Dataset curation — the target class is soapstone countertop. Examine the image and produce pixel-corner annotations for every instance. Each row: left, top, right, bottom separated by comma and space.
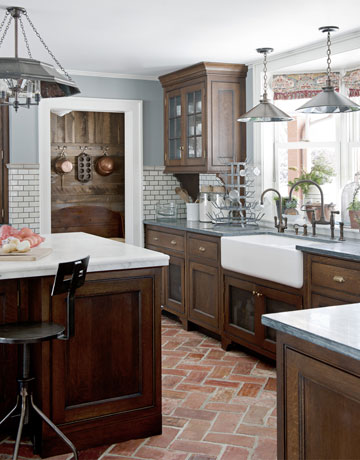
262, 303, 360, 361
143, 219, 264, 237
144, 219, 360, 261
0, 232, 169, 281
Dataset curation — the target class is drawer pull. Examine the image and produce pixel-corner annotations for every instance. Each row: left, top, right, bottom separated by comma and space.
199, 246, 206, 252
333, 275, 345, 283
153, 237, 159, 241
170, 240, 177, 245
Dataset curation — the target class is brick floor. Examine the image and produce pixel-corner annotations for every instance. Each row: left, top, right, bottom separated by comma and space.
0, 315, 277, 459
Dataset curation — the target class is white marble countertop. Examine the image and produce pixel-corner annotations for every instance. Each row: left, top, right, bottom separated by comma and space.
262, 303, 360, 360
0, 233, 169, 280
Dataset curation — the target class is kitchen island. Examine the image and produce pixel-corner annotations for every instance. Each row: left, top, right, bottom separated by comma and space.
262, 304, 360, 460
0, 233, 169, 457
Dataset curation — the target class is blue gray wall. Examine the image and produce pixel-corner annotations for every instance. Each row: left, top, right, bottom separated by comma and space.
10, 75, 164, 165
10, 70, 254, 165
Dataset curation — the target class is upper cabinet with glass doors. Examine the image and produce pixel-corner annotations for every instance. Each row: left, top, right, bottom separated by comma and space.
160, 62, 248, 173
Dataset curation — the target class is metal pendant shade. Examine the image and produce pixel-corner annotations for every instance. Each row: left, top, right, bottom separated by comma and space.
296, 26, 360, 114
238, 48, 293, 123
0, 6, 80, 111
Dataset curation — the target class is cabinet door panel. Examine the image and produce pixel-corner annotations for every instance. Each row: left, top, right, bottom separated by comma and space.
285, 348, 360, 459
259, 286, 302, 353
311, 293, 346, 308
188, 261, 218, 330
224, 276, 259, 345
184, 84, 205, 166
165, 89, 183, 166
51, 277, 156, 423
166, 255, 185, 316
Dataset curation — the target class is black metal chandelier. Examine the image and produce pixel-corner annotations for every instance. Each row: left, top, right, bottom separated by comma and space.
0, 6, 80, 111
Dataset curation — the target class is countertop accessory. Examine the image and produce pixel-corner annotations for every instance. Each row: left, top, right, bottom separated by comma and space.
54, 146, 72, 190
77, 146, 92, 183
0, 7, 80, 112
156, 201, 178, 220
237, 48, 293, 123
0, 247, 52, 261
175, 187, 191, 203
95, 147, 115, 176
186, 203, 199, 221
0, 256, 89, 460
211, 162, 264, 226
296, 27, 360, 114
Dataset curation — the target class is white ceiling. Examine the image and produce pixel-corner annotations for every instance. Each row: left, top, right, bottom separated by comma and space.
0, 0, 360, 78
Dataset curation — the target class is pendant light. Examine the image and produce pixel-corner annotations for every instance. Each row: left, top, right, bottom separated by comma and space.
237, 48, 293, 123
0, 6, 80, 112
296, 26, 360, 114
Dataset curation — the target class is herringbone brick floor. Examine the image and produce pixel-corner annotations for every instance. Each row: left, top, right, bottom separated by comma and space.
0, 315, 277, 460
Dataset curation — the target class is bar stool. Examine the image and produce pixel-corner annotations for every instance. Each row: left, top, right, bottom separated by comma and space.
0, 256, 90, 460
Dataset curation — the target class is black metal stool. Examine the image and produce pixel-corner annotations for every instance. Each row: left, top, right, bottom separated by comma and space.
0, 256, 90, 460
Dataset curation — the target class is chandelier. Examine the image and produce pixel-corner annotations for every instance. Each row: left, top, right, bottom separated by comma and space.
0, 6, 80, 111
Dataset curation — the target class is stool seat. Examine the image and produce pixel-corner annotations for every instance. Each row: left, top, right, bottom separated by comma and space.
0, 322, 65, 344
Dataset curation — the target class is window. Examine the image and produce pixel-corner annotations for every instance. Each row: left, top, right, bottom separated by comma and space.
261, 72, 360, 226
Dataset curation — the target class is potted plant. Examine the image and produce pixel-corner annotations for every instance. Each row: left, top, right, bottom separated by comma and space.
274, 196, 298, 216
288, 153, 336, 221
347, 185, 360, 229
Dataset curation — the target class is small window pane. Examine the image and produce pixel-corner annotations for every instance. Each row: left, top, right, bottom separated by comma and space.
188, 115, 195, 136
195, 90, 202, 113
196, 114, 202, 135
176, 96, 181, 116
169, 119, 175, 138
196, 137, 202, 158
187, 93, 194, 114
176, 139, 182, 159
188, 138, 195, 158
169, 97, 176, 118
176, 117, 181, 138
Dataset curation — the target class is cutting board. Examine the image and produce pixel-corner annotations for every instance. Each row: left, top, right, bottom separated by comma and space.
0, 247, 53, 261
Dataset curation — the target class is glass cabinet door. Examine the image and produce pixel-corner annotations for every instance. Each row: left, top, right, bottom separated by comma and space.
259, 286, 303, 353
224, 276, 260, 345
167, 92, 182, 163
184, 84, 205, 165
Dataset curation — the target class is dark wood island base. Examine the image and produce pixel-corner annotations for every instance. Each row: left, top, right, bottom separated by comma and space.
0, 266, 163, 458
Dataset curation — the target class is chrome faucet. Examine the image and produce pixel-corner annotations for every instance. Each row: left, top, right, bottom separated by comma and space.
260, 188, 287, 233
288, 179, 329, 225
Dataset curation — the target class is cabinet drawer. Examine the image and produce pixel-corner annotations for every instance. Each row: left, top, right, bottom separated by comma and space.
312, 262, 360, 297
188, 237, 218, 261
147, 229, 184, 253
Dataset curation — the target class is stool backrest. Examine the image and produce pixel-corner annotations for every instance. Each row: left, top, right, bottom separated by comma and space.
51, 256, 90, 340
51, 256, 90, 297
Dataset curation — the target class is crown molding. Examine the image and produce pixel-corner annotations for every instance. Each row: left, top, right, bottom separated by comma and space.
247, 28, 360, 71
68, 69, 159, 81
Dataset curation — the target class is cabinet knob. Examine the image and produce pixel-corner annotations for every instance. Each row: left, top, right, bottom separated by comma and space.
199, 246, 206, 252
153, 237, 159, 241
180, 146, 184, 151
170, 240, 177, 245
333, 275, 345, 283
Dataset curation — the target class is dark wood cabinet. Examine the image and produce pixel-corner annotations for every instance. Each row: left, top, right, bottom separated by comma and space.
145, 225, 221, 334
305, 253, 360, 307
223, 270, 303, 359
277, 332, 360, 459
159, 62, 248, 173
0, 268, 163, 458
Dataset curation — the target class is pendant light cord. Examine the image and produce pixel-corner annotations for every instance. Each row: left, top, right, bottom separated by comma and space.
263, 51, 268, 99
326, 30, 332, 86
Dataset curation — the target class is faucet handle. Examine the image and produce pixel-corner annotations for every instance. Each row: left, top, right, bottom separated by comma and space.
283, 217, 288, 229
274, 216, 278, 227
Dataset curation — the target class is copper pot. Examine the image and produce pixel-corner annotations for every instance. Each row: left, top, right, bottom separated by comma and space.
96, 153, 115, 176
54, 156, 73, 174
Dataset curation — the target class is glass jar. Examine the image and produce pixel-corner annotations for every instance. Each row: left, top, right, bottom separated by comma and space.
199, 186, 214, 222
341, 172, 360, 227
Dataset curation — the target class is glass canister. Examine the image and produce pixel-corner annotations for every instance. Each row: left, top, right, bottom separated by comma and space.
212, 186, 229, 219
199, 185, 214, 222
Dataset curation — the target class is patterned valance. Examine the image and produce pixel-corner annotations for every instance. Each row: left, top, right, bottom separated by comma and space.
343, 69, 360, 97
271, 72, 340, 100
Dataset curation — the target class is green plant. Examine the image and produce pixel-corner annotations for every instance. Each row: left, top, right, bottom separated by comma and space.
274, 196, 298, 209
288, 153, 336, 195
347, 185, 360, 211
